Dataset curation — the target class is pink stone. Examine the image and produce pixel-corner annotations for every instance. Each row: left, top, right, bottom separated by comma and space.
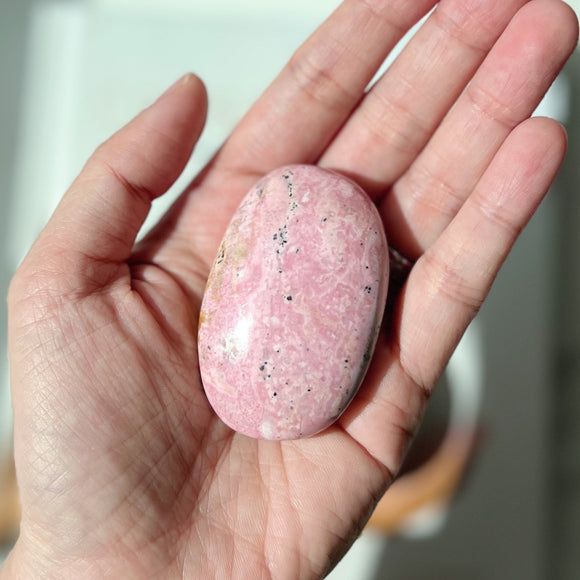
198, 165, 389, 440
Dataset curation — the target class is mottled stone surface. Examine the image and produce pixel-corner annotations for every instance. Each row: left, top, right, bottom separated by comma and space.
198, 165, 388, 440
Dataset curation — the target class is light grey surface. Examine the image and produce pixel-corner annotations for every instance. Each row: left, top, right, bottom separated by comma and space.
0, 2, 33, 565
0, 0, 33, 450
552, 50, 580, 580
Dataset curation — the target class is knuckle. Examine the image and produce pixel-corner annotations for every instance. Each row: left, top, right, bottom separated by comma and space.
422, 249, 484, 314
405, 159, 465, 220
361, 86, 431, 157
90, 151, 155, 207
353, 0, 406, 33
433, 0, 496, 53
466, 81, 519, 129
287, 46, 355, 111
475, 193, 522, 239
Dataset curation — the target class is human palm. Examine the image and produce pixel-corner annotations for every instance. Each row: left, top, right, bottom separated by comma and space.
4, 0, 578, 578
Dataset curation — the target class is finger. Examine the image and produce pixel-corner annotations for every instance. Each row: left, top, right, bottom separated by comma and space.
213, 0, 438, 179
319, 0, 530, 190
341, 117, 567, 469
147, 0, 438, 276
28, 74, 207, 289
381, 0, 579, 258
400, 116, 565, 391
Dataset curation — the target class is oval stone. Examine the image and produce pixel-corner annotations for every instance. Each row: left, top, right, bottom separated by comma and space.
198, 165, 389, 440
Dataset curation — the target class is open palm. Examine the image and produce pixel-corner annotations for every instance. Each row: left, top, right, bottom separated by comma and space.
5, 0, 578, 578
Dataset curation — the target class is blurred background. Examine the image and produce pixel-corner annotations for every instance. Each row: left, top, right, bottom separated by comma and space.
1, 1, 579, 578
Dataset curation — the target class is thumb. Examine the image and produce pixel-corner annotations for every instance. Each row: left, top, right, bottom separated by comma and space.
22, 73, 207, 294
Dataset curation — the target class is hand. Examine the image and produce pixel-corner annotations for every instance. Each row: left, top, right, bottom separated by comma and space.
4, 0, 577, 578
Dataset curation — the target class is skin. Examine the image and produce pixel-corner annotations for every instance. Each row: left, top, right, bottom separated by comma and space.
2, 0, 578, 578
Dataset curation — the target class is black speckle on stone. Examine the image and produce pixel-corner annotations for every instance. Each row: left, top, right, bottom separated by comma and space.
364, 285, 372, 294
285, 295, 293, 301
272, 392, 277, 398
274, 224, 289, 248
282, 171, 294, 197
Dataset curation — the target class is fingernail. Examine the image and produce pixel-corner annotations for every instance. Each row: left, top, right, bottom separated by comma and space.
160, 73, 195, 99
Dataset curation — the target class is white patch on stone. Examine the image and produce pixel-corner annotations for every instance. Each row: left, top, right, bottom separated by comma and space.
260, 421, 274, 439
224, 316, 252, 359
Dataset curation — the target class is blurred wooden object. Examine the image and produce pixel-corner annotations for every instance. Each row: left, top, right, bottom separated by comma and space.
0, 451, 20, 546
367, 425, 477, 534
365, 357, 481, 537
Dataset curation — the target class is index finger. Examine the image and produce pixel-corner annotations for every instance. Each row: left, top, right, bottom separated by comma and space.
214, 0, 438, 180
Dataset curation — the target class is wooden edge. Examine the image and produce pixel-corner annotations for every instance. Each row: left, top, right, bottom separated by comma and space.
0, 452, 20, 545
366, 426, 477, 534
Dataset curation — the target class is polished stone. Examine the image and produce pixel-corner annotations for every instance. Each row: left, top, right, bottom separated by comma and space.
198, 165, 388, 439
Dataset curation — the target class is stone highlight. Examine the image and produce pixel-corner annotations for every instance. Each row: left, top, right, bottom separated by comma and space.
198, 165, 389, 439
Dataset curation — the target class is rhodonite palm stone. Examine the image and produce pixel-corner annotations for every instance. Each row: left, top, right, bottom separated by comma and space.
198, 165, 388, 440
